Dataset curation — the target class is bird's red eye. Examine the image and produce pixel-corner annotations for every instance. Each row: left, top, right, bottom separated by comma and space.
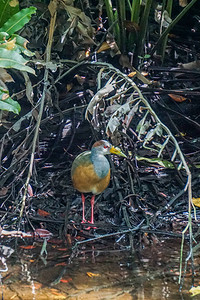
104, 145, 109, 149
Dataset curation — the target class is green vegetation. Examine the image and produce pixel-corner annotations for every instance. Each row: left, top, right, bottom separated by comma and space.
0, 6, 36, 114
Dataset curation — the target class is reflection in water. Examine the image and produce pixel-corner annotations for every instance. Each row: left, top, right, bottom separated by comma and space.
0, 238, 194, 299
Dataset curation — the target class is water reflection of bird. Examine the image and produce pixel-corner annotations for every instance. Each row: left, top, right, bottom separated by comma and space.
71, 140, 127, 224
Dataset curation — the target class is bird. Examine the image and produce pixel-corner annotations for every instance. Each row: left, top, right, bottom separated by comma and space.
71, 140, 127, 224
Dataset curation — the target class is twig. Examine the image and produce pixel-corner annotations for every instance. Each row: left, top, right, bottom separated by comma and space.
19, 0, 58, 218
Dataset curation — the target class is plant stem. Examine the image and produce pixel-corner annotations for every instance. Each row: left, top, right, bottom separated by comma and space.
136, 0, 153, 62
151, 0, 198, 55
116, 0, 126, 53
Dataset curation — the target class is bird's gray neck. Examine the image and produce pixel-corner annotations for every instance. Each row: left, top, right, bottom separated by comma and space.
91, 150, 110, 178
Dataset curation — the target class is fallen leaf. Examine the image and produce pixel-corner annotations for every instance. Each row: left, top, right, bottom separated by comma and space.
128, 71, 136, 78
20, 245, 36, 249
48, 238, 63, 245
86, 272, 100, 278
37, 209, 50, 217
57, 248, 68, 251
34, 228, 53, 238
189, 286, 200, 296
60, 277, 72, 283
0, 68, 14, 83
168, 94, 187, 102
192, 198, 200, 208
97, 41, 110, 53
66, 83, 73, 92
124, 20, 140, 32
179, 0, 187, 7
50, 288, 66, 298
55, 262, 67, 267
33, 282, 42, 289
28, 184, 34, 197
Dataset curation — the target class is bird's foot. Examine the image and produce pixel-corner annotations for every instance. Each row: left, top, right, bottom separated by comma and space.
81, 221, 97, 230
85, 221, 97, 230
81, 219, 87, 224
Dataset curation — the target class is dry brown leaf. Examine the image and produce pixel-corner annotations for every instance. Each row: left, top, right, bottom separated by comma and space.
124, 20, 140, 32
97, 41, 111, 53
0, 68, 14, 83
179, 0, 188, 7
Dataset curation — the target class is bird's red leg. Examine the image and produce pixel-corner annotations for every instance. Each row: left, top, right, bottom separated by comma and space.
81, 193, 87, 223
89, 195, 95, 224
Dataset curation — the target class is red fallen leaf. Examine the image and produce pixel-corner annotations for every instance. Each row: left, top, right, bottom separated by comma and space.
50, 288, 66, 297
168, 94, 187, 102
55, 262, 67, 267
34, 282, 43, 289
34, 228, 53, 238
22, 282, 42, 289
48, 238, 63, 245
20, 245, 36, 249
28, 184, 34, 197
60, 277, 72, 283
158, 192, 167, 198
37, 208, 50, 217
57, 248, 68, 251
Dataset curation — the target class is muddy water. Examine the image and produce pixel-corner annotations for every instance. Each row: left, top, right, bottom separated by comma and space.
0, 237, 195, 299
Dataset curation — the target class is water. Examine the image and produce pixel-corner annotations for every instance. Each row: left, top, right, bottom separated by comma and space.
0, 237, 196, 299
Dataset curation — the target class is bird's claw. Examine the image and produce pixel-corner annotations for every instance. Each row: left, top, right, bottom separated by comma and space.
81, 219, 87, 224
81, 220, 97, 230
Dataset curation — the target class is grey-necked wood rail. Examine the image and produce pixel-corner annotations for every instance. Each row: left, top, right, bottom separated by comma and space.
71, 140, 127, 224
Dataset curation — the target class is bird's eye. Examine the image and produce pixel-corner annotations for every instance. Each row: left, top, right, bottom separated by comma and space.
104, 145, 109, 149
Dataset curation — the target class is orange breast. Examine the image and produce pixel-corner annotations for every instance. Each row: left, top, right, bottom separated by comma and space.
72, 163, 110, 195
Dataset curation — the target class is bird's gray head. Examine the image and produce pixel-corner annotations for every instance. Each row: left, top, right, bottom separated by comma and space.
92, 140, 112, 155
92, 140, 127, 157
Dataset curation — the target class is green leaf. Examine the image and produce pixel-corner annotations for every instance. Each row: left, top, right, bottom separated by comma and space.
155, 123, 163, 136
136, 155, 174, 168
0, 48, 35, 74
12, 34, 34, 56
0, 0, 19, 28
0, 7, 36, 35
0, 90, 21, 114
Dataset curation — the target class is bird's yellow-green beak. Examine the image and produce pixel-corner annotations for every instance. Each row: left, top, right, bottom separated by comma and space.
110, 146, 127, 158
